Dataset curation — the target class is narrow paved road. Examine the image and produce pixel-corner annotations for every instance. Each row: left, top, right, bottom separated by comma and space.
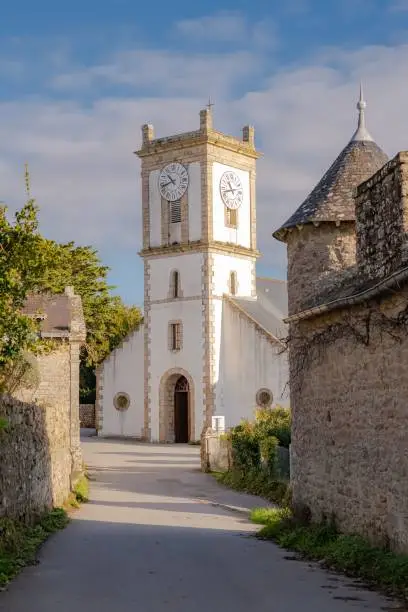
0, 434, 401, 611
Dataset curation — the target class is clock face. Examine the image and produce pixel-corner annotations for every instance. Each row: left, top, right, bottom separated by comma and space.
219, 170, 243, 210
159, 163, 189, 202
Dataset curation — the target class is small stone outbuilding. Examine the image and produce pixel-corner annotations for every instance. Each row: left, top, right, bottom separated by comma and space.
0, 286, 86, 520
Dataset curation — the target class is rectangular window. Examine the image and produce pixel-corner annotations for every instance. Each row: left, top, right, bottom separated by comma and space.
169, 322, 182, 351
170, 200, 181, 224
173, 271, 179, 298
225, 206, 238, 228
230, 271, 237, 296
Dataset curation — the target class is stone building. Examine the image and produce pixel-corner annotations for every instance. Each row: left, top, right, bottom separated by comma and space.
273, 89, 408, 552
26, 290, 84, 469
97, 108, 289, 442
1, 286, 86, 519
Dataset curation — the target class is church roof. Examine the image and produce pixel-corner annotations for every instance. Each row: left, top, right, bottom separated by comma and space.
273, 88, 388, 242
228, 277, 288, 342
256, 277, 288, 317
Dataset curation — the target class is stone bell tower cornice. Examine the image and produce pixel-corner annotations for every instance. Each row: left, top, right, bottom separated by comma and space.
134, 108, 262, 160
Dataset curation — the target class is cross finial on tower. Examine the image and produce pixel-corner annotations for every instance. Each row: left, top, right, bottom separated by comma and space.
351, 82, 373, 142
200, 100, 214, 132
207, 97, 214, 112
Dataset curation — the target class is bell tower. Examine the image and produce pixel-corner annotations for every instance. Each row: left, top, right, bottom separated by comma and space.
135, 107, 261, 442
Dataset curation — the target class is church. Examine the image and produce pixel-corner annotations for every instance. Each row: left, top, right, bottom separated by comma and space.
96, 107, 289, 442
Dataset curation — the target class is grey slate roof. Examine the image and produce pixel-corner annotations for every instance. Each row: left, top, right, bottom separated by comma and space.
228, 277, 288, 341
22, 288, 86, 340
256, 277, 288, 317
22, 294, 71, 335
274, 139, 388, 242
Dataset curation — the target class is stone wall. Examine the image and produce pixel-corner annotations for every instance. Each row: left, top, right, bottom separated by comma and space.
356, 151, 408, 280
201, 430, 232, 472
0, 394, 72, 521
289, 285, 408, 553
2, 340, 84, 521
19, 343, 82, 475
286, 223, 356, 314
201, 429, 291, 480
80, 404, 95, 428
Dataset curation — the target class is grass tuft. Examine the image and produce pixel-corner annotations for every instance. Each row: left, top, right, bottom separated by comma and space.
250, 506, 408, 601
0, 508, 69, 588
0, 471, 91, 588
214, 469, 289, 506
73, 474, 90, 504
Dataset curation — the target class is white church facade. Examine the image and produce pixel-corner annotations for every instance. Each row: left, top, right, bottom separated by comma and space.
96, 108, 289, 442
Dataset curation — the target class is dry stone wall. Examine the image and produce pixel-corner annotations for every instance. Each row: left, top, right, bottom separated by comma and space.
1, 342, 83, 522
0, 394, 71, 522
80, 404, 95, 428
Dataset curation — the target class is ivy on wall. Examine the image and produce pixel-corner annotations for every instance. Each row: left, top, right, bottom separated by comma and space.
287, 294, 408, 393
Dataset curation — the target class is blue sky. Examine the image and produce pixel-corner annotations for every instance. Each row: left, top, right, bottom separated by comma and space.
1, 1, 408, 305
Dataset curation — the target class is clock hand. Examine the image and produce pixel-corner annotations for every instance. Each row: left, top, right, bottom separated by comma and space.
161, 180, 174, 188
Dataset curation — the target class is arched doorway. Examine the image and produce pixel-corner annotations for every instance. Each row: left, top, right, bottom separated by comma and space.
159, 368, 195, 443
174, 375, 189, 443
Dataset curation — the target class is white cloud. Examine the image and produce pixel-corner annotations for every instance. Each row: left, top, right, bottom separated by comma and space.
174, 11, 278, 51
2, 28, 408, 302
282, 0, 310, 14
175, 11, 247, 42
51, 48, 260, 98
389, 0, 408, 11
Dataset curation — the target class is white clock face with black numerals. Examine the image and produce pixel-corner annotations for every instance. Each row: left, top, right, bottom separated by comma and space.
159, 162, 189, 202
219, 170, 243, 210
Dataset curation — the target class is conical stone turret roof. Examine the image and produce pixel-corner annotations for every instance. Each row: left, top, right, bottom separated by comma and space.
274, 87, 388, 242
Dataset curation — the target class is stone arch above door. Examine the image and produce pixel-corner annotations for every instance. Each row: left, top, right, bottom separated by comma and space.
159, 368, 195, 443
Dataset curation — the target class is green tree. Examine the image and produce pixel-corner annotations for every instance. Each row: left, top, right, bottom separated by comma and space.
0, 166, 141, 402
0, 178, 45, 367
37, 240, 142, 401
38, 240, 142, 361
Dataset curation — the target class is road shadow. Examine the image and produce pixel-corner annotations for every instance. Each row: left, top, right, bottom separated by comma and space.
0, 517, 397, 612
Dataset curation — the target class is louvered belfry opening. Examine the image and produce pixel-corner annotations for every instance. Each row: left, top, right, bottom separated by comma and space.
225, 206, 237, 228
170, 200, 181, 223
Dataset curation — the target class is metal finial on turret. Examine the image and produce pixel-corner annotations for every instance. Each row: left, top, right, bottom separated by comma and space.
351, 83, 374, 142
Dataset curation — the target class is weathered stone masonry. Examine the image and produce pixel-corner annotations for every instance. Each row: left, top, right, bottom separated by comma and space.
287, 151, 408, 554
0, 287, 86, 521
356, 151, 408, 279
274, 91, 408, 553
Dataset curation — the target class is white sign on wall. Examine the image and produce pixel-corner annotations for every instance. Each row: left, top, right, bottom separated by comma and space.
212, 415, 225, 433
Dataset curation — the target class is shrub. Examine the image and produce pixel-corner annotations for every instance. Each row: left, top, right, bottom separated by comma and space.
230, 420, 260, 471
259, 435, 279, 477
73, 475, 89, 503
215, 470, 289, 505
227, 406, 291, 477
253, 406, 291, 449
216, 406, 291, 504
